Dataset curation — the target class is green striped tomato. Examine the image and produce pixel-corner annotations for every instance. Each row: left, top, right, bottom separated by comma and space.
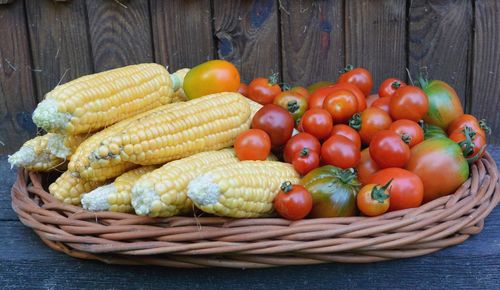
420, 79, 464, 130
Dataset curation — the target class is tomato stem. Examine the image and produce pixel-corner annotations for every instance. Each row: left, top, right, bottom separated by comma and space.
348, 113, 362, 131
340, 64, 354, 74
401, 133, 412, 145
458, 126, 476, 157
281, 83, 291, 91
268, 73, 280, 86
371, 179, 392, 203
479, 119, 491, 135
391, 81, 401, 89
280, 181, 293, 193
416, 73, 429, 89
299, 147, 310, 157
287, 100, 300, 113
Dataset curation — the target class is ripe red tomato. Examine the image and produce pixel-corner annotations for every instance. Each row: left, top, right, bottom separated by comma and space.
390, 86, 429, 122
371, 97, 391, 114
369, 168, 424, 211
378, 78, 406, 98
330, 124, 361, 150
184, 60, 240, 99
447, 114, 489, 139
251, 104, 294, 147
292, 148, 320, 175
237, 83, 248, 97
321, 135, 360, 169
356, 148, 380, 185
273, 91, 308, 121
389, 119, 424, 148
234, 129, 271, 161
349, 107, 392, 145
248, 75, 282, 104
274, 182, 313, 220
291, 86, 309, 98
323, 90, 359, 124
366, 94, 379, 107
308, 84, 366, 112
356, 181, 391, 217
369, 130, 410, 168
283, 132, 321, 163
301, 108, 333, 140
337, 65, 373, 96
449, 126, 487, 163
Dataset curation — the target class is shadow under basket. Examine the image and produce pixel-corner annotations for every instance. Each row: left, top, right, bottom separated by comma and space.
10, 153, 500, 268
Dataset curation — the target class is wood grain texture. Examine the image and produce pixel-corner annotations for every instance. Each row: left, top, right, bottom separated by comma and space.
345, 0, 407, 93
0, 1, 37, 154
151, 0, 214, 70
86, 0, 153, 71
471, 0, 500, 143
25, 0, 93, 101
213, 0, 281, 83
0, 156, 16, 220
408, 0, 472, 105
280, 0, 344, 86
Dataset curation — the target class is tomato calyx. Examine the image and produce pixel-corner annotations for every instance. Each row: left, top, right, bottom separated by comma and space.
336, 168, 358, 185
401, 133, 412, 145
287, 100, 300, 113
268, 73, 280, 86
281, 83, 291, 91
280, 181, 293, 193
348, 113, 362, 131
299, 147, 310, 157
457, 126, 476, 157
340, 64, 354, 74
391, 81, 401, 89
416, 74, 429, 89
371, 179, 392, 203
479, 119, 491, 135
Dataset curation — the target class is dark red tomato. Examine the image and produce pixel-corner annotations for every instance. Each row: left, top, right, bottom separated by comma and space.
337, 65, 373, 96
292, 148, 320, 175
323, 90, 359, 124
274, 182, 313, 220
356, 148, 380, 185
291, 86, 309, 98
356, 181, 391, 217
330, 124, 361, 150
378, 78, 406, 98
371, 97, 391, 114
273, 91, 308, 121
308, 84, 366, 111
449, 126, 487, 163
321, 135, 360, 169
349, 107, 392, 145
369, 168, 424, 211
283, 132, 321, 163
389, 119, 424, 148
447, 114, 489, 139
248, 75, 282, 105
234, 129, 271, 161
251, 104, 294, 147
366, 94, 379, 107
237, 83, 248, 97
390, 86, 429, 122
420, 79, 464, 130
369, 130, 410, 168
301, 108, 333, 140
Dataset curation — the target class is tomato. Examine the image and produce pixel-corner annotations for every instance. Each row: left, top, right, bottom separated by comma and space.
390, 85, 429, 122
251, 104, 294, 147
273, 91, 308, 121
330, 124, 361, 150
420, 79, 464, 130
406, 138, 469, 202
291, 86, 309, 98
371, 97, 390, 114
349, 107, 392, 145
301, 108, 333, 140
283, 132, 321, 163
307, 81, 334, 94
337, 65, 373, 96
292, 148, 320, 175
308, 84, 366, 111
296, 117, 304, 132
389, 119, 424, 148
369, 168, 424, 211
356, 180, 391, 216
422, 122, 447, 140
234, 129, 271, 161
447, 114, 489, 139
237, 83, 248, 97
449, 126, 487, 163
301, 166, 361, 217
183, 60, 240, 99
369, 130, 410, 168
356, 148, 380, 185
274, 182, 313, 220
321, 135, 360, 169
323, 90, 359, 124
378, 78, 406, 98
366, 94, 379, 107
248, 75, 282, 105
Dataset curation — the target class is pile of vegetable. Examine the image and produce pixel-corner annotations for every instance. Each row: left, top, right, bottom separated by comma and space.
9, 60, 490, 221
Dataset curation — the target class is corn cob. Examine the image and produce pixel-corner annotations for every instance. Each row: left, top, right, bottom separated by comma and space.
170, 68, 190, 103
32, 63, 183, 135
91, 92, 251, 166
8, 133, 89, 171
81, 166, 157, 212
49, 171, 106, 205
245, 97, 263, 118
187, 161, 300, 218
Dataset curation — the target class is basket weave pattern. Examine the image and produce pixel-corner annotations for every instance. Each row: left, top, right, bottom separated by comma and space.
11, 153, 499, 268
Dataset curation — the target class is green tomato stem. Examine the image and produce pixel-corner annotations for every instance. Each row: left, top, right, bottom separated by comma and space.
280, 181, 293, 193
349, 113, 362, 131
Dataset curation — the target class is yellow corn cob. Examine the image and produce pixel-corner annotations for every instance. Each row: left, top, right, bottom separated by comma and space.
187, 161, 300, 218
170, 68, 190, 102
49, 171, 106, 205
8, 133, 89, 172
245, 97, 263, 118
91, 92, 251, 166
32, 63, 184, 135
81, 166, 157, 212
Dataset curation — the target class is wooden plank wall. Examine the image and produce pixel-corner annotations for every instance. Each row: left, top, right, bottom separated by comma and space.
1, 0, 499, 154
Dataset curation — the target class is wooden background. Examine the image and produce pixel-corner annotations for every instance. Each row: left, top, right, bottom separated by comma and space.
1, 0, 499, 154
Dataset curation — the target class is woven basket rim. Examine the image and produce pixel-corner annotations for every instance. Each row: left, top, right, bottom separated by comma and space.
10, 152, 500, 268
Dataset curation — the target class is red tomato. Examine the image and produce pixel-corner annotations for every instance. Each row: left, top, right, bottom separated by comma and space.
337, 65, 373, 96
301, 109, 333, 140
296, 117, 304, 132
291, 86, 309, 98
321, 135, 360, 169
357, 148, 380, 185
330, 124, 361, 150
349, 107, 392, 145
369, 130, 410, 168
449, 126, 487, 163
283, 132, 321, 163
237, 83, 248, 97
447, 114, 489, 139
378, 78, 406, 98
248, 75, 282, 105
366, 94, 379, 107
390, 86, 429, 122
389, 119, 424, 148
371, 97, 391, 114
252, 104, 294, 147
369, 168, 424, 211
356, 181, 391, 217
323, 90, 359, 124
274, 182, 313, 220
309, 84, 366, 111
292, 148, 320, 175
234, 129, 271, 161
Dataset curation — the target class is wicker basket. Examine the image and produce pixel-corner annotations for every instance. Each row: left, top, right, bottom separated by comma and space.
10, 153, 499, 268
